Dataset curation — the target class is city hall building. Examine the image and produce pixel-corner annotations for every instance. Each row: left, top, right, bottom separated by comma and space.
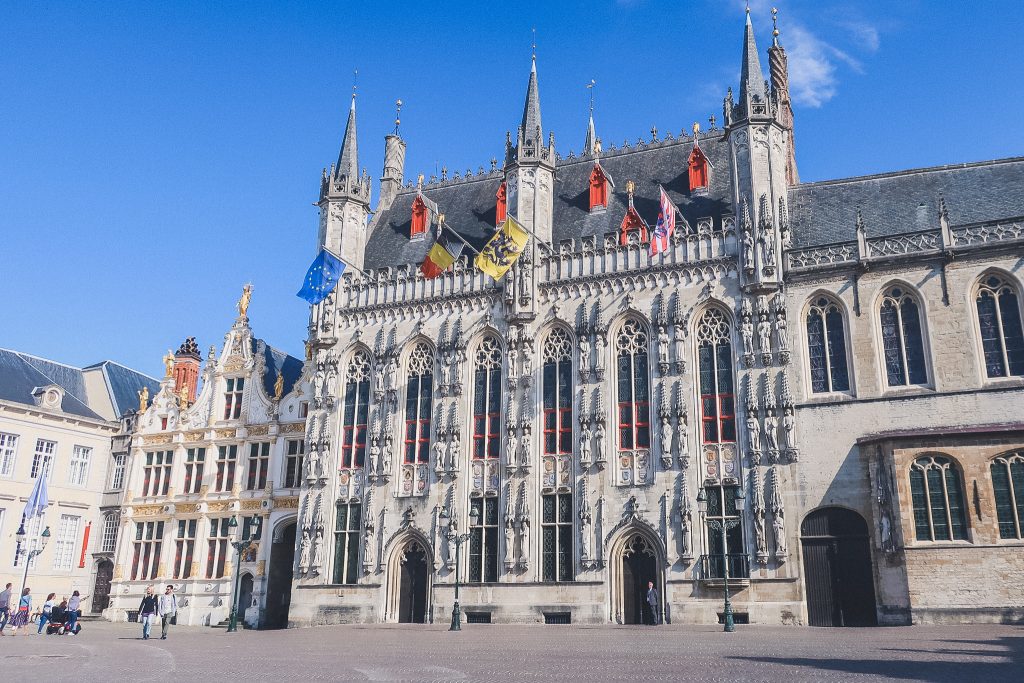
108, 11, 1024, 627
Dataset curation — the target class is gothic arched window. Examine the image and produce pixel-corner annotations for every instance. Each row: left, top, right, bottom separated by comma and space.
879, 286, 928, 387
806, 296, 851, 393
340, 351, 370, 469
542, 329, 573, 457
404, 343, 433, 465
696, 308, 736, 444
472, 336, 503, 461
976, 275, 1024, 379
991, 452, 1024, 539
909, 455, 967, 542
615, 318, 650, 451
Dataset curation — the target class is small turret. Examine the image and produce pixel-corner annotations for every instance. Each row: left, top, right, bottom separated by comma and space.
768, 8, 799, 184
378, 99, 407, 210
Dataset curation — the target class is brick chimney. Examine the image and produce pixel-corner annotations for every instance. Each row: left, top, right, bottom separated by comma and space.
173, 337, 202, 404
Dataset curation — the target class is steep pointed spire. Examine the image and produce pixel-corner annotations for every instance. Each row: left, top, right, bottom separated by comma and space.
584, 79, 598, 155
738, 8, 768, 118
336, 93, 359, 180
521, 56, 543, 144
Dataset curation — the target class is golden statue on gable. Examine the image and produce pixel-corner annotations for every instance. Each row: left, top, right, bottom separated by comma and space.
163, 350, 174, 378
237, 284, 253, 318
138, 386, 149, 413
274, 373, 284, 400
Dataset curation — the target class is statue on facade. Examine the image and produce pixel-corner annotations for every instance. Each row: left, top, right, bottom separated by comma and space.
660, 414, 673, 464
517, 502, 531, 569
519, 422, 532, 469
434, 436, 447, 474
657, 325, 670, 369
757, 311, 772, 354
781, 405, 796, 451
745, 408, 761, 455
504, 499, 516, 571
368, 436, 380, 479
311, 528, 324, 573
672, 324, 685, 373
138, 386, 149, 413
298, 528, 311, 573
305, 445, 320, 479
594, 335, 607, 378
759, 228, 776, 269
594, 420, 607, 467
742, 228, 755, 271
763, 406, 780, 453
274, 373, 284, 400
163, 350, 174, 378
579, 336, 591, 379
579, 423, 592, 467
579, 495, 592, 562
741, 315, 755, 355
774, 309, 789, 353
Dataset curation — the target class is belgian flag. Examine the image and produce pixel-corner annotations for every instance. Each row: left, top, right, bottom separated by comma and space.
420, 226, 465, 278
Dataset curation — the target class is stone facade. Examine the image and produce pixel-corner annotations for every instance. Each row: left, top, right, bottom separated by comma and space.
285, 12, 1024, 627
105, 302, 306, 628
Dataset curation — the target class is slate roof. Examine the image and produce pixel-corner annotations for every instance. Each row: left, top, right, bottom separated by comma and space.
0, 349, 158, 421
787, 157, 1024, 248
251, 339, 303, 399
364, 134, 735, 271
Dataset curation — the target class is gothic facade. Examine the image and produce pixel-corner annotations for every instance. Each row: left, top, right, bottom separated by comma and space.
286, 10, 1024, 627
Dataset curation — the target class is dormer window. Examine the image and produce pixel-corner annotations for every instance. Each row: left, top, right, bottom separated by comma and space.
619, 181, 649, 245
495, 181, 507, 225
411, 195, 430, 238
688, 146, 709, 192
589, 163, 610, 212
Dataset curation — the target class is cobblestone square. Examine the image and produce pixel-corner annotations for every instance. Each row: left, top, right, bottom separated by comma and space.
1, 622, 1022, 682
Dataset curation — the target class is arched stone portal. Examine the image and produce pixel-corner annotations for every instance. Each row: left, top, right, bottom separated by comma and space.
801, 507, 877, 627
384, 534, 433, 623
609, 528, 665, 625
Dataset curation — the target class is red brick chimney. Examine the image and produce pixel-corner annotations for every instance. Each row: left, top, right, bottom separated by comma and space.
173, 337, 202, 404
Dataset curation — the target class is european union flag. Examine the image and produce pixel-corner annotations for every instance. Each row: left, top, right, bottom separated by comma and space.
297, 249, 346, 305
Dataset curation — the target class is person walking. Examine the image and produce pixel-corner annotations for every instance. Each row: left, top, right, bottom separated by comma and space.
0, 583, 12, 635
8, 588, 31, 636
36, 593, 56, 634
66, 590, 86, 635
138, 587, 159, 640
645, 580, 661, 626
157, 585, 177, 640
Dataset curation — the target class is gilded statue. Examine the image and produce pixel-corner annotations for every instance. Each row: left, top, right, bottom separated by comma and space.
138, 386, 149, 413
274, 373, 284, 400
237, 283, 253, 318
163, 350, 174, 378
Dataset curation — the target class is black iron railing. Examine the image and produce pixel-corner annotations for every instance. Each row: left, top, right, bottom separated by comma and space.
699, 553, 750, 580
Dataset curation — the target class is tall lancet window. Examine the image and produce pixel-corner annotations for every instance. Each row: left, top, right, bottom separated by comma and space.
976, 275, 1024, 378
542, 328, 573, 491
616, 318, 650, 486
340, 350, 371, 469
880, 286, 928, 387
400, 343, 433, 497
697, 308, 736, 444
472, 336, 503, 462
910, 455, 967, 542
806, 296, 851, 393
991, 451, 1024, 539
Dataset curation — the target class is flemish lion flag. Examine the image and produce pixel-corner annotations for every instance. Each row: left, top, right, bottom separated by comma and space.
420, 226, 465, 278
475, 216, 529, 280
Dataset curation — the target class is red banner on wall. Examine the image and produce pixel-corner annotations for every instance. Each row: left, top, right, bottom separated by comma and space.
79, 521, 91, 568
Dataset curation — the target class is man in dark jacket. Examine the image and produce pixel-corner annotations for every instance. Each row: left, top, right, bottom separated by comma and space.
646, 581, 661, 625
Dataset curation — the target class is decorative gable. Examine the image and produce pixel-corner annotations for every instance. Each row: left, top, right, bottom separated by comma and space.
411, 195, 430, 238
619, 180, 649, 245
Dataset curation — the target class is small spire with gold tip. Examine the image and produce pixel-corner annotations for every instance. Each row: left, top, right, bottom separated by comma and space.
394, 99, 403, 136
772, 7, 780, 46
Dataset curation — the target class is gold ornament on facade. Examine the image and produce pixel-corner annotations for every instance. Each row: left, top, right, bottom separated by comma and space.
215, 428, 237, 439
134, 504, 162, 517
207, 501, 232, 512
178, 384, 189, 408
241, 499, 263, 511
237, 283, 253, 318
275, 496, 299, 509
183, 430, 204, 442
163, 350, 174, 378
274, 373, 284, 400
281, 422, 304, 434
138, 386, 149, 413
176, 503, 198, 514
142, 434, 173, 446
256, 560, 266, 577
248, 424, 270, 437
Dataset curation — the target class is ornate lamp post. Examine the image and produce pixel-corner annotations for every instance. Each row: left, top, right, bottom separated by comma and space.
438, 504, 479, 632
14, 518, 51, 602
226, 514, 261, 633
697, 484, 746, 633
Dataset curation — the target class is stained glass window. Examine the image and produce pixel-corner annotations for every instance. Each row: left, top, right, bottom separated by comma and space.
806, 297, 850, 393
880, 287, 928, 386
976, 275, 1024, 379
909, 455, 967, 542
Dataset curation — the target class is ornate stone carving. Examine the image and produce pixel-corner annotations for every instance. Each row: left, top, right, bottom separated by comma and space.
516, 481, 530, 570
503, 482, 516, 571
579, 478, 595, 569
674, 383, 689, 470
751, 467, 768, 565
677, 472, 693, 562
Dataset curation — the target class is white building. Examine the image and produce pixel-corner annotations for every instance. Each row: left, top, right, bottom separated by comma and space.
0, 348, 157, 613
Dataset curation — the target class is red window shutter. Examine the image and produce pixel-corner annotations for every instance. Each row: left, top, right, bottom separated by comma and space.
688, 147, 709, 190
495, 182, 507, 225
589, 165, 608, 210
411, 195, 429, 237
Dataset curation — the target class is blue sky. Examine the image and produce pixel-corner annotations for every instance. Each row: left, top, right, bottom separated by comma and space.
2, 1, 1022, 378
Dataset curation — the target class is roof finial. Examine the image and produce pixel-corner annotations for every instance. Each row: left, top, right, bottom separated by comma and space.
771, 7, 780, 46
352, 69, 358, 102
626, 180, 636, 206
531, 27, 537, 60
393, 99, 403, 136
587, 79, 596, 115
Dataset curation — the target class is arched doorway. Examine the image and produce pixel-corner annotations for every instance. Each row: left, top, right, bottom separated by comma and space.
398, 541, 429, 623
801, 507, 877, 627
618, 533, 661, 625
238, 573, 254, 626
264, 521, 296, 629
91, 560, 113, 613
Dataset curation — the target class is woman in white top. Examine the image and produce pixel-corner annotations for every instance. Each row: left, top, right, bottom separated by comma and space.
36, 593, 56, 634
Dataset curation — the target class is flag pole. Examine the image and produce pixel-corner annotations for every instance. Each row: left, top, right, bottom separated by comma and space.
506, 215, 556, 254
322, 246, 369, 278
439, 218, 482, 255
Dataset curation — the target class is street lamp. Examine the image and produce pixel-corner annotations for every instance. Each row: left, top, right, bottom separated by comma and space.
438, 503, 479, 632
226, 514, 262, 633
14, 518, 51, 608
697, 484, 746, 633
